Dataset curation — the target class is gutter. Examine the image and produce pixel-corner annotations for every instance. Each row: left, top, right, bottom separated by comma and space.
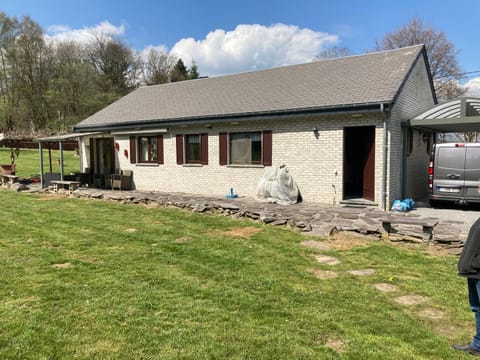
73, 102, 391, 133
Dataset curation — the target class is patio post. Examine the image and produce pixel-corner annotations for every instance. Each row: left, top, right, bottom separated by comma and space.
39, 142, 44, 188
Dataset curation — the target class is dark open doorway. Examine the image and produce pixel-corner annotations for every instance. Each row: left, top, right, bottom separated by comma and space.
343, 126, 375, 201
89, 137, 115, 187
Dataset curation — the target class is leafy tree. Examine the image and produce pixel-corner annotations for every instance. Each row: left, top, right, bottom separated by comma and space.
188, 61, 199, 80
170, 58, 189, 82
376, 17, 464, 100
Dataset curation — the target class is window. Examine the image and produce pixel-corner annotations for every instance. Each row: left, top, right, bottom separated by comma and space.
185, 134, 201, 163
219, 130, 272, 166
129, 135, 163, 164
229, 132, 262, 164
138, 136, 158, 162
176, 133, 208, 165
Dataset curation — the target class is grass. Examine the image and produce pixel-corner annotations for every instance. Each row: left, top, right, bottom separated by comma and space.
0, 190, 474, 359
0, 148, 79, 178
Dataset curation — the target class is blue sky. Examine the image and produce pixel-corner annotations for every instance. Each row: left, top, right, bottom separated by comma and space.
2, 0, 479, 90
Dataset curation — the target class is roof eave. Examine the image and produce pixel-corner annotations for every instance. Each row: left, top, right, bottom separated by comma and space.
73, 101, 392, 133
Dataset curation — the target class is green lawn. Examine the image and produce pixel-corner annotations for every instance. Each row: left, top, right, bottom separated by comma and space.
0, 148, 79, 178
0, 190, 473, 359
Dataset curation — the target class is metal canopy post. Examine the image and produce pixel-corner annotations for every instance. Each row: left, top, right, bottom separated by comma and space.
39, 142, 44, 188
59, 141, 64, 181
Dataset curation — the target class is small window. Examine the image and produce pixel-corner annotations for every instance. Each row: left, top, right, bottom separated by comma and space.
138, 136, 158, 162
130, 135, 163, 164
185, 134, 201, 163
229, 132, 262, 165
177, 133, 208, 165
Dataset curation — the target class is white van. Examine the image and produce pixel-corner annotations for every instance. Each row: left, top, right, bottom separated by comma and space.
429, 143, 480, 206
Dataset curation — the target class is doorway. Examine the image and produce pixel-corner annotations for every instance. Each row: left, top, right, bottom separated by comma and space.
343, 126, 375, 201
89, 137, 115, 187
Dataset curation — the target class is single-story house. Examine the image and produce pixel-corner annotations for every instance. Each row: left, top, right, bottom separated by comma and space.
72, 44, 437, 209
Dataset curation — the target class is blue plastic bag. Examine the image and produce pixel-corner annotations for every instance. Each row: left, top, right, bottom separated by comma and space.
391, 198, 414, 212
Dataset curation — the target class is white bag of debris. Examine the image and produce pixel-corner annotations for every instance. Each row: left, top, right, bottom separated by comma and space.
256, 165, 299, 205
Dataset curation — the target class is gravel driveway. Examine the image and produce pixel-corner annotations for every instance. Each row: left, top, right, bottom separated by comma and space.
412, 198, 480, 236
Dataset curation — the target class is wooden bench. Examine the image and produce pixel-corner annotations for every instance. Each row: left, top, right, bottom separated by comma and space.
1, 174, 18, 186
380, 216, 438, 240
51, 180, 80, 193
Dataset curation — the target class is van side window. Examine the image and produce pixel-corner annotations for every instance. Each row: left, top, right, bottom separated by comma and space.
466, 148, 480, 170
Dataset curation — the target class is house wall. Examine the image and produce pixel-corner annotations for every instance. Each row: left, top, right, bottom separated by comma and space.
80, 113, 384, 204
389, 54, 436, 204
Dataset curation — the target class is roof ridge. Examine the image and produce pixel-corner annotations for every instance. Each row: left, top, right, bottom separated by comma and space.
139, 44, 425, 89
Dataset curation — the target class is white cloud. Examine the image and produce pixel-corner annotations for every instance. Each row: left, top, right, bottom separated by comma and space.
45, 20, 125, 44
170, 23, 339, 76
137, 44, 169, 61
465, 77, 480, 97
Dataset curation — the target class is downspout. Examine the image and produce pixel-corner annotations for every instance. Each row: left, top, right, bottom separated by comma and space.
381, 103, 388, 211
401, 122, 409, 199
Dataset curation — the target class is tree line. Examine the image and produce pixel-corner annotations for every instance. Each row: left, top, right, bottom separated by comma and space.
0, 12, 199, 135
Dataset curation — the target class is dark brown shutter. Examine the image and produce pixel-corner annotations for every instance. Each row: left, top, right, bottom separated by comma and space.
156, 135, 164, 164
262, 130, 272, 166
176, 134, 184, 164
129, 136, 136, 164
200, 133, 208, 165
219, 132, 228, 165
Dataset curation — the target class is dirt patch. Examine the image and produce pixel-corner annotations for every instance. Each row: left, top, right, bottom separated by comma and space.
213, 226, 261, 239
417, 307, 445, 320
324, 337, 346, 353
323, 231, 374, 250
373, 283, 399, 293
51, 262, 72, 269
393, 294, 429, 306
309, 269, 339, 279
175, 236, 192, 244
125, 228, 137, 233
301, 240, 331, 251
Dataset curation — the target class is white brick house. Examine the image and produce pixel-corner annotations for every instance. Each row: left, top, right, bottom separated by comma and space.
73, 45, 437, 209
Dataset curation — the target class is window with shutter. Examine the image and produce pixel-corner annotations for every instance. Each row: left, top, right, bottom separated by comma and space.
225, 130, 271, 166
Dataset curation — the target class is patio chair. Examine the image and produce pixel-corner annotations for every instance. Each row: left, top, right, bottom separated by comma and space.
111, 170, 132, 190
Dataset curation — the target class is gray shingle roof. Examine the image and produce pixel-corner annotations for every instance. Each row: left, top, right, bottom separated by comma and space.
75, 45, 427, 130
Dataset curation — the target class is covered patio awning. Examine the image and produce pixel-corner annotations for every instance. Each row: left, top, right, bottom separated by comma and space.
34, 132, 104, 188
409, 97, 480, 132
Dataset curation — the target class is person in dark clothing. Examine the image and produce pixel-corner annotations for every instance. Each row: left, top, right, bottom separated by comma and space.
455, 217, 480, 356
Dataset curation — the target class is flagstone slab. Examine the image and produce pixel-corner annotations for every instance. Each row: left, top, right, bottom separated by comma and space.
348, 268, 376, 276
373, 283, 399, 292
393, 294, 429, 306
313, 255, 341, 265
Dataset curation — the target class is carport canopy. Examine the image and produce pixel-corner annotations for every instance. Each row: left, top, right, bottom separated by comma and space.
409, 97, 480, 133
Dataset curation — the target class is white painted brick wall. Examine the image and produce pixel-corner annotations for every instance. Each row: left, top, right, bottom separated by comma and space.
80, 114, 383, 205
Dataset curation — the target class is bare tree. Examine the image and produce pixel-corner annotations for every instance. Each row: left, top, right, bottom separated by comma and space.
141, 48, 176, 85
316, 46, 351, 60
87, 35, 139, 95
376, 17, 465, 100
